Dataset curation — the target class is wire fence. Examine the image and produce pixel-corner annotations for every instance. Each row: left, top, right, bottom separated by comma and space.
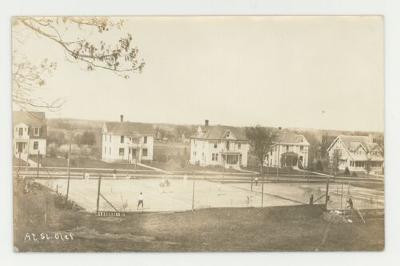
14, 159, 384, 215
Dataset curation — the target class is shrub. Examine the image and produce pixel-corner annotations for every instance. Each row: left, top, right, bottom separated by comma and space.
351, 171, 358, 177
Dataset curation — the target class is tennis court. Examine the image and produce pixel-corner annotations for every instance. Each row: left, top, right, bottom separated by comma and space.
36, 177, 384, 213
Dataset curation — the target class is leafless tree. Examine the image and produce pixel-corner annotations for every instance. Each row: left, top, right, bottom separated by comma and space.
246, 126, 277, 175
12, 16, 145, 111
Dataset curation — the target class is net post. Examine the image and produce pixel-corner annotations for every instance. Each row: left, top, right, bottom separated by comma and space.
96, 175, 102, 215
192, 180, 195, 211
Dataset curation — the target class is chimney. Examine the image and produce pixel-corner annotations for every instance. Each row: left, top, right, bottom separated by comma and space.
120, 114, 124, 123
205, 119, 209, 127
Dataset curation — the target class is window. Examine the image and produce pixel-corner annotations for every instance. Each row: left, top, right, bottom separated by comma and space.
109, 135, 111, 142
109, 147, 111, 155
226, 141, 230, 151
238, 143, 241, 149
119, 148, 124, 156
120, 136, 124, 143
33, 141, 38, 150
215, 153, 219, 161
193, 151, 196, 156
300, 146, 304, 151
18, 128, 23, 136
144, 136, 147, 144
142, 148, 148, 157
286, 145, 289, 152
212, 154, 215, 161
214, 143, 217, 149
34, 128, 39, 136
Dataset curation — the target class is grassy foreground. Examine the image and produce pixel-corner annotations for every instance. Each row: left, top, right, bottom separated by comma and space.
14, 179, 384, 252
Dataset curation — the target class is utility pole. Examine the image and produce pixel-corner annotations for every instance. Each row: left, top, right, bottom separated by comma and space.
325, 159, 333, 210
96, 175, 102, 214
261, 163, 264, 207
18, 152, 21, 176
37, 149, 40, 178
192, 180, 195, 211
277, 145, 280, 179
66, 130, 72, 202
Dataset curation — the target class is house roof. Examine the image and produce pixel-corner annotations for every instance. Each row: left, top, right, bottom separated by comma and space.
191, 125, 247, 141
328, 135, 384, 161
338, 135, 372, 152
275, 132, 309, 146
104, 121, 154, 136
13, 111, 46, 127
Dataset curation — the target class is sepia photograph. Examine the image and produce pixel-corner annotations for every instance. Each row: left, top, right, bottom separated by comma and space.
11, 16, 384, 252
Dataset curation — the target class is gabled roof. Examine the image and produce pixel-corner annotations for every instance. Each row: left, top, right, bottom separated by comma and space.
104, 121, 154, 136
328, 135, 382, 153
327, 135, 384, 161
338, 135, 373, 152
275, 132, 309, 146
191, 125, 247, 141
13, 111, 46, 127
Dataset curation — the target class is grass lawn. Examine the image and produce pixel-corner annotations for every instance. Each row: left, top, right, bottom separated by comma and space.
31, 156, 149, 170
14, 178, 384, 252
144, 160, 243, 173
350, 181, 385, 191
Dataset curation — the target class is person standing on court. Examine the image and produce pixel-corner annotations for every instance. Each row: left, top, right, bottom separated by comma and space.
347, 197, 353, 209
137, 192, 144, 210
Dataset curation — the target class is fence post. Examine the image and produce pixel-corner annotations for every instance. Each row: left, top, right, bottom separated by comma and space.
96, 175, 102, 215
65, 140, 72, 202
192, 180, 195, 211
37, 150, 40, 178
261, 181, 264, 207
18, 152, 21, 176
341, 183, 344, 209
325, 176, 330, 210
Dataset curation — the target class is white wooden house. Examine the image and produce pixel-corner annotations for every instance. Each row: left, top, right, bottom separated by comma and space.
189, 121, 250, 169
327, 135, 384, 173
13, 111, 47, 160
101, 115, 154, 163
265, 131, 310, 169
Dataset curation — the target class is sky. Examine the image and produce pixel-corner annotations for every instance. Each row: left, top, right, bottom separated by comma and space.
13, 16, 384, 132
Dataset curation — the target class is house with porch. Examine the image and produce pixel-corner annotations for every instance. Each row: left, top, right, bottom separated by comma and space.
265, 131, 310, 169
13, 111, 47, 160
327, 135, 384, 173
189, 120, 250, 169
101, 115, 154, 163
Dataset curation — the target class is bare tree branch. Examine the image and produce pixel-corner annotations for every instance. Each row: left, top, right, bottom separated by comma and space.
12, 16, 146, 111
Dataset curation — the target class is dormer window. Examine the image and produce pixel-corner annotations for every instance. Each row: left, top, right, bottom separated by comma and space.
226, 131, 230, 138
34, 128, 40, 136
120, 136, 124, 143
18, 128, 23, 136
